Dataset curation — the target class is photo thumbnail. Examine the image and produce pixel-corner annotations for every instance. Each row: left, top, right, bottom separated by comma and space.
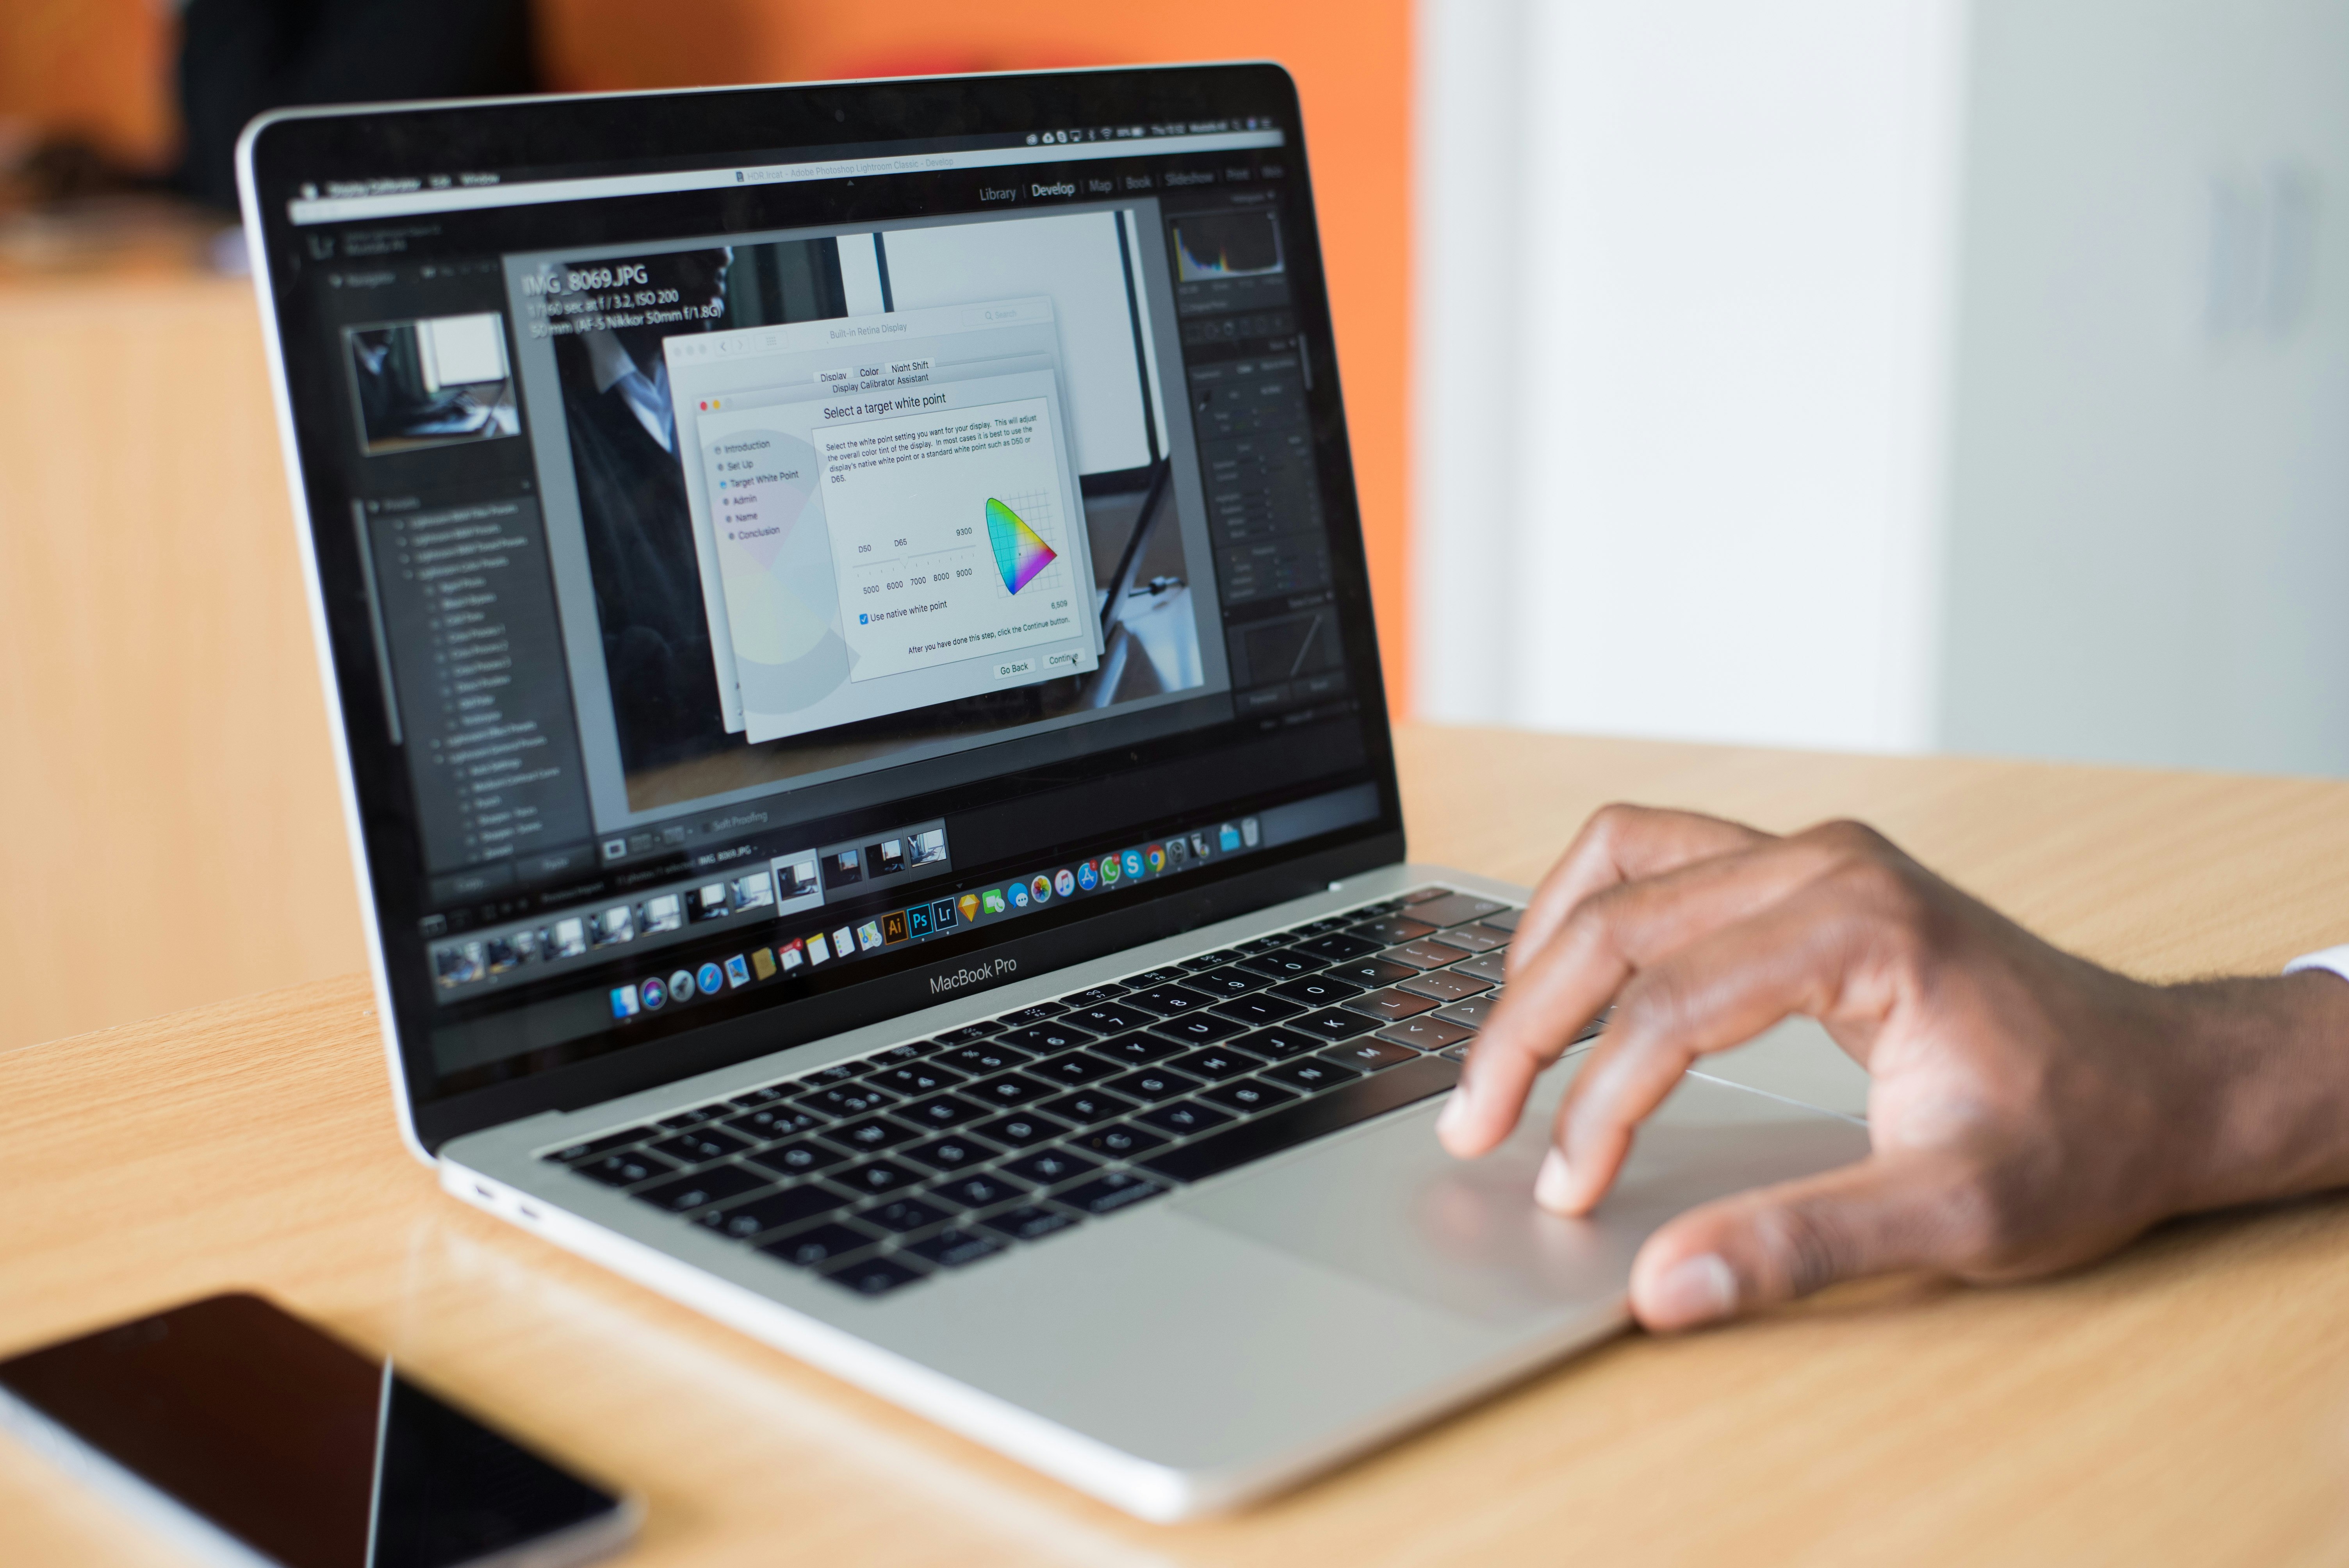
346, 312, 520, 455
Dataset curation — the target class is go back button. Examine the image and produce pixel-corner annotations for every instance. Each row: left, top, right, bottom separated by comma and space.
994, 657, 1036, 680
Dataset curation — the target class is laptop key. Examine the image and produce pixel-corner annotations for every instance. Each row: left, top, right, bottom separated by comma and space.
1321, 1039, 1421, 1073
1199, 1078, 1299, 1115
1087, 1030, 1187, 1067
543, 1126, 658, 1164
836, 1158, 922, 1196
820, 1115, 924, 1153
1122, 968, 1190, 989
1322, 958, 1422, 990
903, 1226, 1005, 1268
1479, 907, 1523, 932
1411, 893, 1512, 928
1347, 916, 1439, 946
1450, 951, 1511, 985
758, 1221, 881, 1269
1233, 948, 1324, 980
727, 1085, 791, 1109
1399, 886, 1454, 905
1060, 984, 1128, 1007
821, 1254, 931, 1296
1339, 988, 1441, 1023
1430, 924, 1508, 955
1212, 994, 1304, 1028
980, 1205, 1081, 1243
649, 1128, 754, 1166
1142, 1057, 1463, 1185
970, 1112, 1070, 1149
656, 1105, 727, 1130
858, 1197, 954, 1234
1288, 1009, 1379, 1042
999, 1021, 1099, 1054
1000, 1147, 1101, 1188
633, 1162, 770, 1214
1169, 1044, 1267, 1081
571, 1148, 677, 1188
1000, 1003, 1066, 1026
1433, 996, 1498, 1029
1139, 1099, 1235, 1138
964, 1071, 1056, 1108
1397, 969, 1491, 1002
1187, 966, 1272, 999
867, 1062, 969, 1096
1269, 975, 1365, 1007
745, 1139, 851, 1179
1231, 1027, 1328, 1060
700, 1181, 854, 1238
1071, 1123, 1167, 1160
896, 1094, 989, 1131
1104, 1066, 1206, 1103
1262, 1057, 1363, 1093
1298, 932, 1383, 961
1066, 1003, 1162, 1033
938, 1041, 1035, 1075
927, 1171, 1030, 1210
1378, 1017, 1477, 1052
1381, 939, 1473, 971
1032, 1050, 1122, 1086
901, 1135, 997, 1173
1149, 1011, 1249, 1046
803, 1063, 863, 1086
1127, 984, 1219, 1016
1036, 1089, 1136, 1128
795, 1083, 898, 1119
867, 1041, 945, 1067
931, 1021, 1007, 1045
1052, 1172, 1170, 1216
725, 1105, 828, 1141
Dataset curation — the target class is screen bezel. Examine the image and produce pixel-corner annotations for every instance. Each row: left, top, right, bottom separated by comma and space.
241, 64, 1405, 1157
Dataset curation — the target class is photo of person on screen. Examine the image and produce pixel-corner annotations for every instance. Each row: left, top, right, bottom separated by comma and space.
551, 248, 735, 771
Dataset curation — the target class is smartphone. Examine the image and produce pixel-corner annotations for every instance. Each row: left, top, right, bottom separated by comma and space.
0, 1292, 638, 1568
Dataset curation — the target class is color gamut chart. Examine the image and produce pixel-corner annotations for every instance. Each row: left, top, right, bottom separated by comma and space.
985, 497, 1057, 594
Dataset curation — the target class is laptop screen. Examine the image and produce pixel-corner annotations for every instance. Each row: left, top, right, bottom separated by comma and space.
244, 67, 1399, 1147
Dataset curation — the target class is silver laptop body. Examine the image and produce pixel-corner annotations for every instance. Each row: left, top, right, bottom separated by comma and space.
241, 65, 1866, 1521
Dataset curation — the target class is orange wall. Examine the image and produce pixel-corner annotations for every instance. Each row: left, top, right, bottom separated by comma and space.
0, 0, 177, 169
0, 0, 1411, 708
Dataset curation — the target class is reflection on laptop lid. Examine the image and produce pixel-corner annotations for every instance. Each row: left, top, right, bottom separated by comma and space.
241, 67, 1400, 1155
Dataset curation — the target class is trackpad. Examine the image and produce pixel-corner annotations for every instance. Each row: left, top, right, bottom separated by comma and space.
1173, 1058, 1871, 1328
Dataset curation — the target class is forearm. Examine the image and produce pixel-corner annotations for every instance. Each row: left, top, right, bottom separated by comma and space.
2170, 972, 2349, 1213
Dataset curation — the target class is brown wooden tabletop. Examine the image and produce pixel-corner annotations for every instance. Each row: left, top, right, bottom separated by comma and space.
9, 725, 2349, 1566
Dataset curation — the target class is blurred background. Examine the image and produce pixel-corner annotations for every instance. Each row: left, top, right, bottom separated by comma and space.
2, 0, 2342, 1052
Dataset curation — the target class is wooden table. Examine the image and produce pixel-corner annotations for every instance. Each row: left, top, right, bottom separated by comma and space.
9, 725, 2349, 1566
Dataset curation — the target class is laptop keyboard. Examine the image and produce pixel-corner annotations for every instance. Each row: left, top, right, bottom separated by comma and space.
536, 886, 1577, 1298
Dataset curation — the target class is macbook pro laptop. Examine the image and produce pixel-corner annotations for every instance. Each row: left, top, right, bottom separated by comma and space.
239, 64, 1868, 1521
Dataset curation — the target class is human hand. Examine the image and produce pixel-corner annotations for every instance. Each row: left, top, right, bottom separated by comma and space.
1435, 805, 2349, 1330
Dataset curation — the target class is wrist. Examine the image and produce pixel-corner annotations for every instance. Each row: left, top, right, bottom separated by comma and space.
2166, 971, 2349, 1212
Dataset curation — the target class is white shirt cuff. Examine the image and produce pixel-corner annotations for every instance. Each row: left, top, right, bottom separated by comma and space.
2283, 944, 2349, 982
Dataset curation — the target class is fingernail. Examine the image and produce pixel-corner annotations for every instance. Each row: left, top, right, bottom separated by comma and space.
1434, 1091, 1469, 1144
1533, 1148, 1575, 1213
1651, 1254, 1739, 1327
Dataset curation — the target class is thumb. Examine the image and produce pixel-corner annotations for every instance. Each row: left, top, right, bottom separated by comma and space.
1625, 1150, 1982, 1331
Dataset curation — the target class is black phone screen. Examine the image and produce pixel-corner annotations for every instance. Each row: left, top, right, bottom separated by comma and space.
0, 1293, 630, 1568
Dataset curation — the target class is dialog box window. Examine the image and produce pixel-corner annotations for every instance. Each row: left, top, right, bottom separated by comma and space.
666, 299, 1100, 745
